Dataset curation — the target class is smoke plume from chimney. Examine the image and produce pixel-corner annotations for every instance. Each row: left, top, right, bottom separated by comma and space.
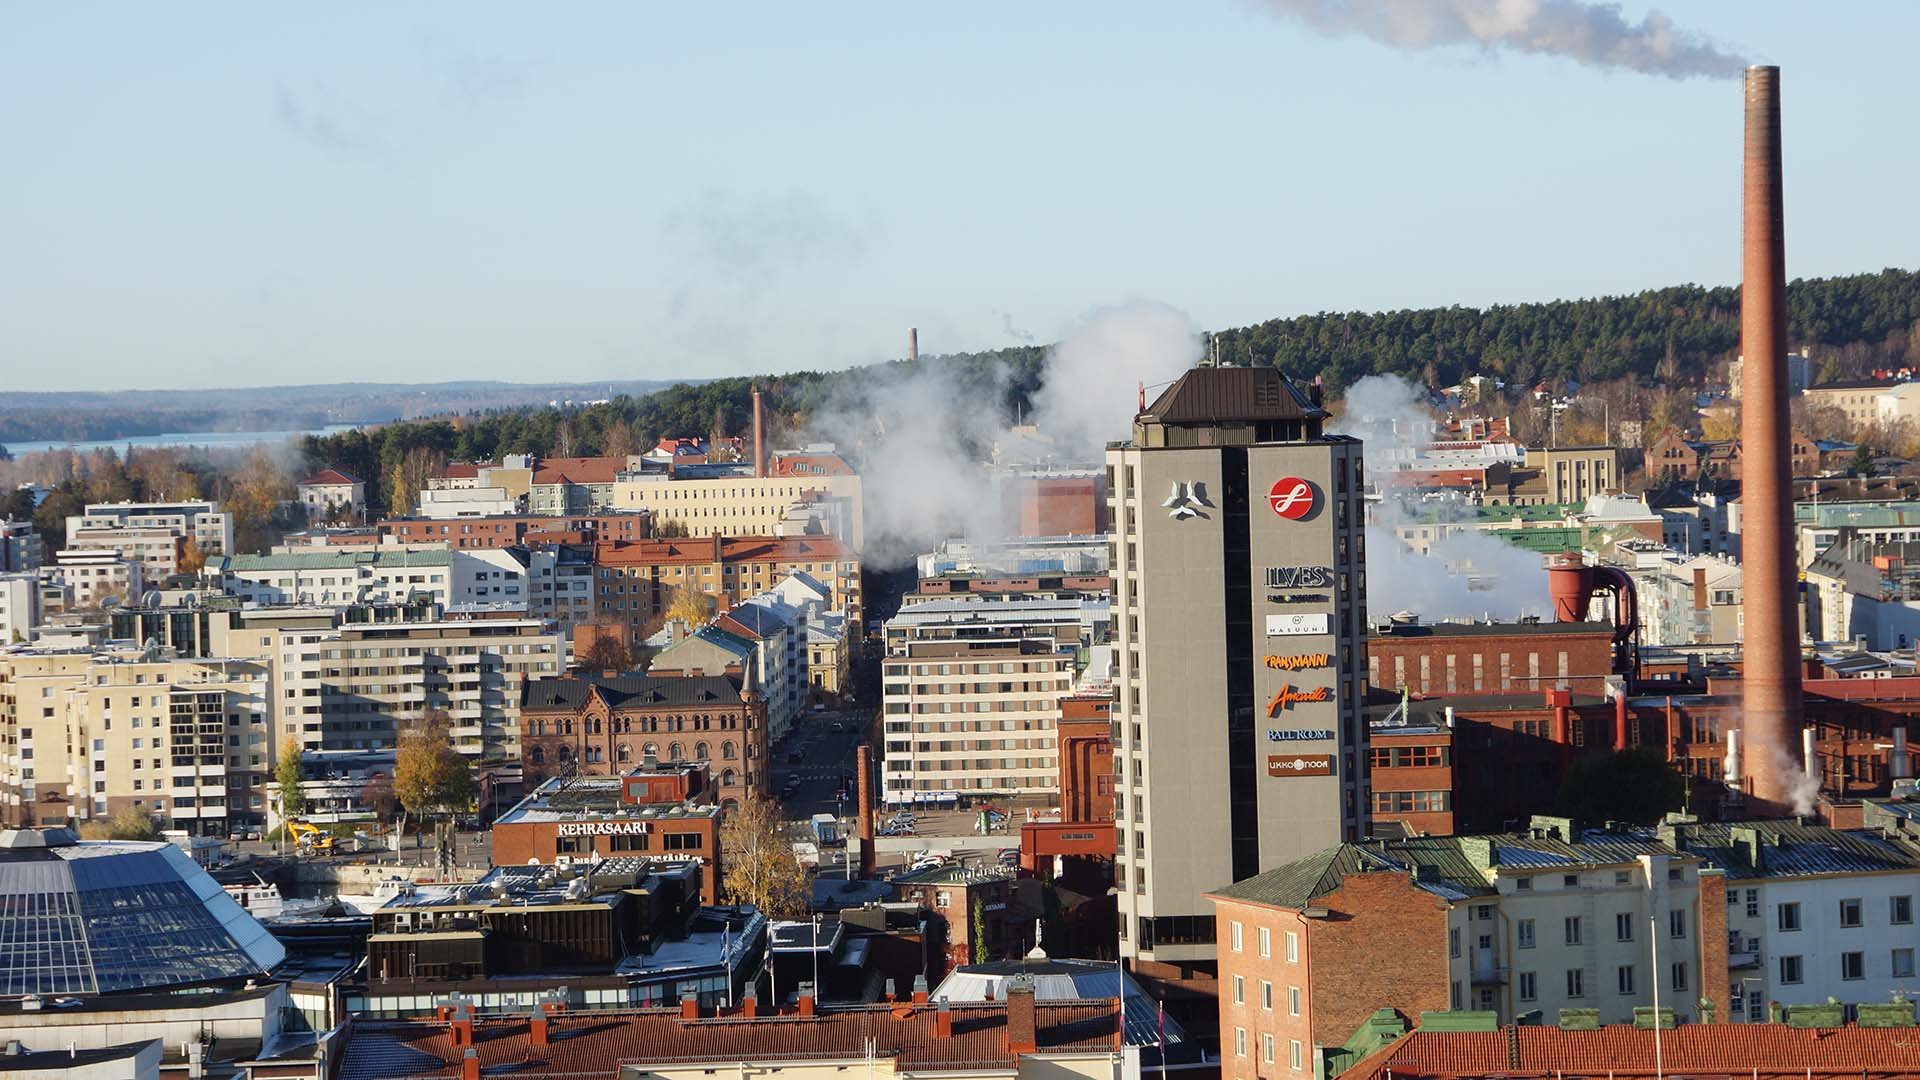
1255, 0, 1747, 80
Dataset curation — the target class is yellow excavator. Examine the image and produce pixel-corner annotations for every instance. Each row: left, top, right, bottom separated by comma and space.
286, 820, 333, 855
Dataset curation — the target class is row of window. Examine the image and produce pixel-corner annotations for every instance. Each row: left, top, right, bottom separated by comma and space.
1230, 1027, 1304, 1072
1229, 974, 1302, 1015
1760, 895, 1913, 930
1227, 921, 1300, 962
1511, 911, 1687, 949
1509, 963, 1687, 1003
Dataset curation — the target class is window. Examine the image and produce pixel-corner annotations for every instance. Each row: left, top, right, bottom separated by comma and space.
1746, 889, 1760, 918
1234, 1028, 1247, 1057
1288, 985, 1300, 1015
1564, 916, 1582, 945
1566, 969, 1585, 999
1259, 927, 1271, 958
1262, 1034, 1274, 1065
1517, 971, 1537, 1002
1449, 927, 1461, 958
1839, 898, 1863, 928
1289, 1039, 1303, 1072
1517, 919, 1536, 949
1617, 965, 1635, 995
1450, 981, 1462, 1010
1778, 902, 1801, 931
1258, 980, 1273, 1011
1670, 962, 1688, 992
1669, 909, 1687, 939
1285, 930, 1299, 963
1615, 913, 1634, 941
1232, 975, 1244, 1005
1780, 955, 1803, 984
1895, 896, 1915, 925
1841, 952, 1865, 981
1516, 877, 1532, 891
1230, 921, 1243, 953
1563, 874, 1580, 888
1894, 948, 1916, 979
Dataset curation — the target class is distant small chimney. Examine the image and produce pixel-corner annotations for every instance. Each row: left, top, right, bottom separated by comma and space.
740, 984, 761, 1019
752, 387, 768, 479
681, 990, 701, 1020
798, 982, 817, 1017
935, 998, 953, 1039
530, 1009, 551, 1046
1005, 976, 1038, 1054
461, 1049, 480, 1080
911, 973, 929, 1006
909, 327, 919, 363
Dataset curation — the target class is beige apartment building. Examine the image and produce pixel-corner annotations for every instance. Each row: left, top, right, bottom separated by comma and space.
1518, 446, 1619, 505
879, 598, 1103, 805
0, 649, 271, 833
612, 472, 865, 549
275, 617, 562, 761
1107, 366, 1370, 968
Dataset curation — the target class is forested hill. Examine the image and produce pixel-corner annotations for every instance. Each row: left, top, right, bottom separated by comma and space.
1209, 268, 1920, 392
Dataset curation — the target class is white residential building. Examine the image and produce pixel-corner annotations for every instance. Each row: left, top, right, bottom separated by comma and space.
297, 468, 366, 521
417, 486, 520, 519
69, 499, 232, 556
0, 572, 39, 644
52, 548, 143, 608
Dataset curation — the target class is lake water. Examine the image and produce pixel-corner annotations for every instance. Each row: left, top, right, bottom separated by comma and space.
3, 424, 364, 458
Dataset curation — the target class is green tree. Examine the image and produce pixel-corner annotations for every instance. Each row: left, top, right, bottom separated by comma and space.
1552, 748, 1685, 827
77, 805, 161, 842
275, 743, 308, 821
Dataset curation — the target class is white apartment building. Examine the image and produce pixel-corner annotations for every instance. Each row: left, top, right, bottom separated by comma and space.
1695, 820, 1920, 1023
69, 499, 233, 556
417, 486, 519, 519
297, 468, 366, 520
0, 572, 39, 644
217, 549, 457, 607
0, 648, 271, 833
53, 548, 143, 608
275, 616, 561, 760
880, 598, 1106, 806
1613, 550, 1745, 646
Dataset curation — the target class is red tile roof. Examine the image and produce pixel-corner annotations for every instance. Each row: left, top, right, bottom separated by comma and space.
301, 468, 360, 486
534, 457, 625, 485
337, 1002, 1122, 1080
1345, 1023, 1920, 1079
441, 463, 484, 479
595, 535, 852, 567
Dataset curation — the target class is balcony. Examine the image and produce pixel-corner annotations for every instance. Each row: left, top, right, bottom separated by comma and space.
1470, 963, 1508, 985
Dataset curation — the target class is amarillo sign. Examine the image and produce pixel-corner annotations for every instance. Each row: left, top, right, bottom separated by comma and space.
1267, 683, 1331, 715
556, 820, 651, 837
1263, 653, 1330, 671
1268, 754, 1335, 777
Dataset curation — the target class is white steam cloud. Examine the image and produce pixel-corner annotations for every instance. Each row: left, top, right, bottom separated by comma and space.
1773, 747, 1821, 818
1333, 374, 1551, 622
811, 301, 1200, 566
1255, 0, 1748, 80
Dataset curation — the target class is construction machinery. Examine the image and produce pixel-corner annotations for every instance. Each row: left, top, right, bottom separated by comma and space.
286, 820, 333, 855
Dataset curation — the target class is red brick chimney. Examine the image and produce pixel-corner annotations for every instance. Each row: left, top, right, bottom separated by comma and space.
460, 1049, 479, 1080
446, 1003, 475, 1048
740, 985, 761, 1019
935, 998, 953, 1039
530, 1010, 550, 1047
752, 387, 768, 479
1005, 977, 1038, 1055
798, 985, 816, 1018
857, 745, 877, 879
680, 991, 701, 1020
911, 973, 929, 1006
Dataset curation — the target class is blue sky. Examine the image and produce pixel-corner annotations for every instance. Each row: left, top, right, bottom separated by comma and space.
1, 2, 1914, 391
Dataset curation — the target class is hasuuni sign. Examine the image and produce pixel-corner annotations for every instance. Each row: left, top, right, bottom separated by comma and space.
1263, 653, 1331, 671
555, 820, 651, 837
1268, 477, 1317, 520
1267, 684, 1331, 715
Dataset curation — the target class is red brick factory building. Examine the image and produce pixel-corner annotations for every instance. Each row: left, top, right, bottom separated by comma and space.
491, 760, 725, 900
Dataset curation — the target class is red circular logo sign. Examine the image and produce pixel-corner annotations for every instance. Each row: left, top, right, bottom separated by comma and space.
1269, 477, 1316, 520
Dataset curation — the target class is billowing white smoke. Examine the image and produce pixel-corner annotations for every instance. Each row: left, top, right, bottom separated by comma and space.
1773, 747, 1822, 817
811, 301, 1200, 566
1332, 375, 1551, 621
1255, 0, 1748, 80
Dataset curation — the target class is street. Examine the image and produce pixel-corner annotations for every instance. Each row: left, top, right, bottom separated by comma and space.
770, 708, 872, 824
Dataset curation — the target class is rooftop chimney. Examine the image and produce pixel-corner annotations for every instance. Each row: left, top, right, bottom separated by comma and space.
909, 327, 919, 363
752, 386, 768, 479
1005, 976, 1038, 1055
681, 990, 701, 1020
1739, 65, 1803, 812
461, 1049, 480, 1080
935, 998, 953, 1039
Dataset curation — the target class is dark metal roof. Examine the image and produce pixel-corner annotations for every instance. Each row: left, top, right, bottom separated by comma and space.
521, 673, 742, 710
1143, 367, 1327, 424
1371, 620, 1613, 639
1671, 820, 1920, 879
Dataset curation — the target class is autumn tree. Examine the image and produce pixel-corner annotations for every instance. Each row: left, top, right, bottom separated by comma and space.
226, 449, 294, 552
603, 420, 639, 462
178, 537, 207, 575
386, 445, 444, 517
578, 626, 635, 673
77, 805, 161, 842
666, 586, 713, 629
719, 792, 807, 917
393, 710, 477, 835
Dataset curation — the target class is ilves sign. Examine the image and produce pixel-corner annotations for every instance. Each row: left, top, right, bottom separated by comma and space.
1265, 566, 1333, 589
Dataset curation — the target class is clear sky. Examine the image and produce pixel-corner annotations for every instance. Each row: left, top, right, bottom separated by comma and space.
2, 2, 1914, 391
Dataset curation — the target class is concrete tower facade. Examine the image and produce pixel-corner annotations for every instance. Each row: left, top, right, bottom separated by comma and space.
1107, 367, 1369, 965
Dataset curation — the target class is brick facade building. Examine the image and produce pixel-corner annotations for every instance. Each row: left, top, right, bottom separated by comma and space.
518, 673, 767, 809
490, 765, 725, 900
1057, 696, 1115, 824
594, 535, 860, 635
1368, 620, 1618, 697
380, 512, 653, 549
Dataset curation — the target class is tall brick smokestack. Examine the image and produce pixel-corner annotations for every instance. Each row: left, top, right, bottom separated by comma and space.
909, 327, 919, 363
856, 743, 876, 879
752, 385, 767, 479
1739, 65, 1802, 811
